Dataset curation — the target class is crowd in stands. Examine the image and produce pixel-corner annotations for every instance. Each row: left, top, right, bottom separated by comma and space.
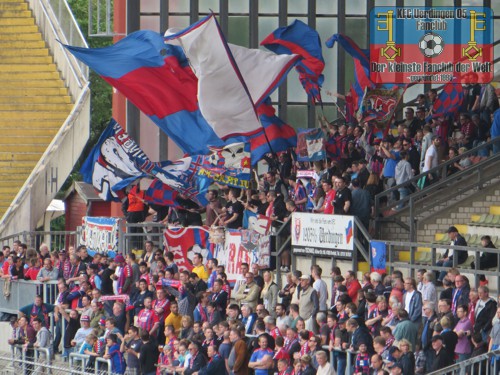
1, 87, 499, 375
3, 238, 500, 375
128, 87, 500, 272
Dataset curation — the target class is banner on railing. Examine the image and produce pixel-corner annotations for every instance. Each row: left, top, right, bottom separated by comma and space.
370, 240, 387, 274
81, 217, 121, 257
291, 213, 354, 258
163, 227, 270, 281
163, 227, 213, 272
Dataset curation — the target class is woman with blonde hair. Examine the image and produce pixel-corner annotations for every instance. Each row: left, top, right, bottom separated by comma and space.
261, 270, 279, 317
179, 315, 194, 340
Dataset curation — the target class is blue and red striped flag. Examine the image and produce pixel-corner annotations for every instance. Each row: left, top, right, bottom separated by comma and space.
231, 98, 296, 165
143, 179, 179, 208
261, 20, 325, 104
325, 34, 375, 112
430, 83, 464, 118
64, 31, 223, 155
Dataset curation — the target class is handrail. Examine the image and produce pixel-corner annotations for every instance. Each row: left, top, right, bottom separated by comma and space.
0, 85, 90, 235
384, 239, 500, 290
69, 352, 90, 372
387, 151, 500, 213
374, 137, 499, 214
27, 0, 89, 97
428, 348, 500, 375
95, 356, 113, 375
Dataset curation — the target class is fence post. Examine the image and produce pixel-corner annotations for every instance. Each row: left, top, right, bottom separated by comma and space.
346, 350, 353, 375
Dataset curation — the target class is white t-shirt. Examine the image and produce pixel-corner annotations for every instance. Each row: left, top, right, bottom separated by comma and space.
405, 290, 415, 313
423, 144, 438, 172
313, 279, 328, 311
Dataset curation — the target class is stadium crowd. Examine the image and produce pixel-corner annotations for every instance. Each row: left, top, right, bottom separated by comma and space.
1, 88, 499, 375
3, 239, 500, 375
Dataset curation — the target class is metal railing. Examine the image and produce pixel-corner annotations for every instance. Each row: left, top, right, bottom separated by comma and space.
385, 240, 500, 291
0, 279, 59, 314
120, 223, 166, 255
0, 230, 80, 253
428, 348, 500, 375
374, 139, 500, 241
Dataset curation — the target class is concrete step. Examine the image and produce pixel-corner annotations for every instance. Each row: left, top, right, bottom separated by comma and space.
0, 2, 28, 10
0, 10, 32, 17
0, 71, 60, 80
0, 63, 57, 72
0, 103, 73, 111
0, 40, 45, 48
0, 32, 43, 41
0, 175, 29, 184
1, 88, 68, 96
0, 119, 64, 128
0, 144, 48, 153
0, 128, 59, 136
0, 152, 42, 162
0, 17, 34, 26
0, 48, 49, 56
0, 111, 69, 120
0, 135, 55, 145
0, 95, 71, 104
1, 80, 65, 88
0, 166, 36, 175
1, 24, 37, 33
0, 56, 53, 64
0, 160, 37, 169
0, 186, 25, 195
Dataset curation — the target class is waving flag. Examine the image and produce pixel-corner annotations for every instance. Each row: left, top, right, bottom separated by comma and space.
242, 210, 272, 235
124, 142, 252, 206
64, 32, 223, 155
296, 128, 326, 162
429, 83, 464, 119
326, 34, 374, 111
80, 119, 147, 201
357, 86, 405, 128
228, 98, 297, 165
165, 14, 300, 139
261, 20, 325, 104
143, 179, 179, 207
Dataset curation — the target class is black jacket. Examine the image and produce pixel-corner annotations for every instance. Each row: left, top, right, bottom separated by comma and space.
140, 340, 160, 374
443, 234, 468, 264
474, 298, 498, 334
184, 352, 207, 375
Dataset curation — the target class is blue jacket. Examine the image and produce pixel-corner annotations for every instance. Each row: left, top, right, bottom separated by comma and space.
404, 290, 423, 323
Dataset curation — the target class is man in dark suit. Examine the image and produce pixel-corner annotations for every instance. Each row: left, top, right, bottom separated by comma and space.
184, 341, 207, 375
437, 226, 468, 282
210, 279, 228, 319
198, 344, 225, 375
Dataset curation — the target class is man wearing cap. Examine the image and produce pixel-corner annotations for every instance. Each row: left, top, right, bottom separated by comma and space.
430, 335, 454, 371
298, 275, 319, 331
436, 226, 468, 283
71, 314, 93, 351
